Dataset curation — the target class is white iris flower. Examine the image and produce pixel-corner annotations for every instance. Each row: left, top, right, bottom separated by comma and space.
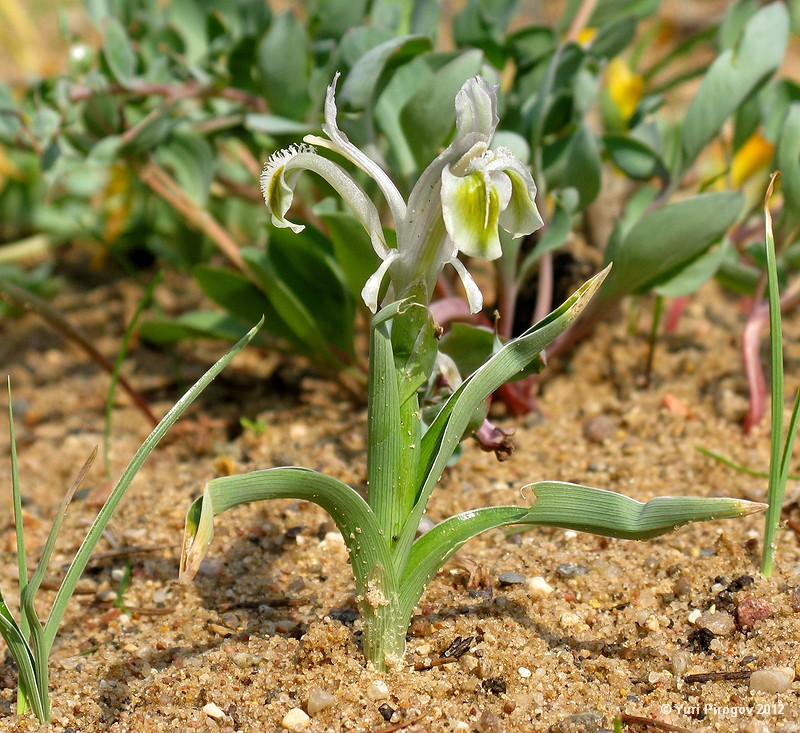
261, 74, 543, 314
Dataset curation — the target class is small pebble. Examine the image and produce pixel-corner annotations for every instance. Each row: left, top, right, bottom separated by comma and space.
582, 415, 616, 443
790, 587, 800, 612
744, 720, 771, 733
518, 666, 532, 678
672, 576, 692, 597
735, 596, 772, 629
202, 703, 226, 720
556, 563, 590, 579
498, 571, 527, 586
365, 680, 389, 700
232, 653, 263, 669
527, 576, 553, 598
476, 657, 493, 680
671, 651, 691, 677
696, 610, 736, 636
549, 710, 606, 733
306, 688, 336, 716
477, 709, 502, 733
378, 703, 397, 722
749, 667, 795, 693
282, 707, 310, 730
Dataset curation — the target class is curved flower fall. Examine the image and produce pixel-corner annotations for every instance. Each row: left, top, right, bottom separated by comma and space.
261, 74, 543, 314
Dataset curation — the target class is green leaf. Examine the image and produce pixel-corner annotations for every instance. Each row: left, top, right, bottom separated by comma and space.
154, 128, 214, 206
654, 241, 729, 298
316, 210, 383, 301
587, 17, 637, 60
561, 124, 602, 209
256, 227, 355, 354
139, 310, 262, 346
680, 3, 789, 168
256, 12, 311, 119
520, 200, 572, 276
371, 0, 441, 35
192, 265, 286, 337
309, 0, 370, 40
391, 303, 438, 404
101, 17, 137, 86
439, 323, 497, 379
778, 104, 800, 220
179, 466, 392, 602
338, 35, 432, 113
242, 247, 351, 367
599, 191, 743, 305
368, 308, 404, 538
453, 0, 517, 68
506, 26, 557, 70
400, 484, 765, 617
604, 134, 669, 181
585, 0, 659, 24
718, 0, 760, 50
399, 50, 485, 169
0, 597, 44, 720
395, 268, 609, 565
244, 115, 313, 136
165, 0, 209, 65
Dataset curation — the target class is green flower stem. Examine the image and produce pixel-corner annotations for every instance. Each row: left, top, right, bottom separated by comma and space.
367, 316, 404, 541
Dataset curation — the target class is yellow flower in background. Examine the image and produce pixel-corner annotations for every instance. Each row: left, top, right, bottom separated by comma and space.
101, 162, 134, 245
607, 57, 644, 121
575, 27, 598, 47
731, 131, 774, 187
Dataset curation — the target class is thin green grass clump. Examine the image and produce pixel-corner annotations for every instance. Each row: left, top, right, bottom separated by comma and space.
180, 76, 765, 672
3, 320, 260, 722
761, 173, 800, 577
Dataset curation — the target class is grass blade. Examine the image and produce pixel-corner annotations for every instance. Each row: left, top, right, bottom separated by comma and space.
7, 379, 27, 631
21, 447, 96, 719
42, 318, 263, 654
762, 173, 787, 576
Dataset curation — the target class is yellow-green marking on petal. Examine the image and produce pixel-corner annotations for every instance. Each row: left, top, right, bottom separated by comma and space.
442, 168, 503, 260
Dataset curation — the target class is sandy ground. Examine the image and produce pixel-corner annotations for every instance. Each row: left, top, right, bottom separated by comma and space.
0, 256, 799, 733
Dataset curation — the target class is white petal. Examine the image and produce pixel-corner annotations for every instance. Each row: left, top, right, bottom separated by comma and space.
455, 76, 498, 144
441, 166, 503, 260
308, 73, 407, 227
361, 251, 399, 313
485, 151, 544, 236
449, 256, 484, 314
260, 144, 391, 259
435, 351, 463, 390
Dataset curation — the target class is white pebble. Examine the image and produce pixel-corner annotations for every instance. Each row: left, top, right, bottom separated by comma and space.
696, 610, 736, 636
366, 679, 390, 700
749, 667, 795, 693
282, 707, 310, 730
518, 667, 532, 678
559, 611, 583, 628
307, 688, 336, 716
202, 702, 226, 720
527, 576, 553, 598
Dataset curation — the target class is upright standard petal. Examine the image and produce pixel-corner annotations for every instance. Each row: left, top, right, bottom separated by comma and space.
455, 76, 499, 144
